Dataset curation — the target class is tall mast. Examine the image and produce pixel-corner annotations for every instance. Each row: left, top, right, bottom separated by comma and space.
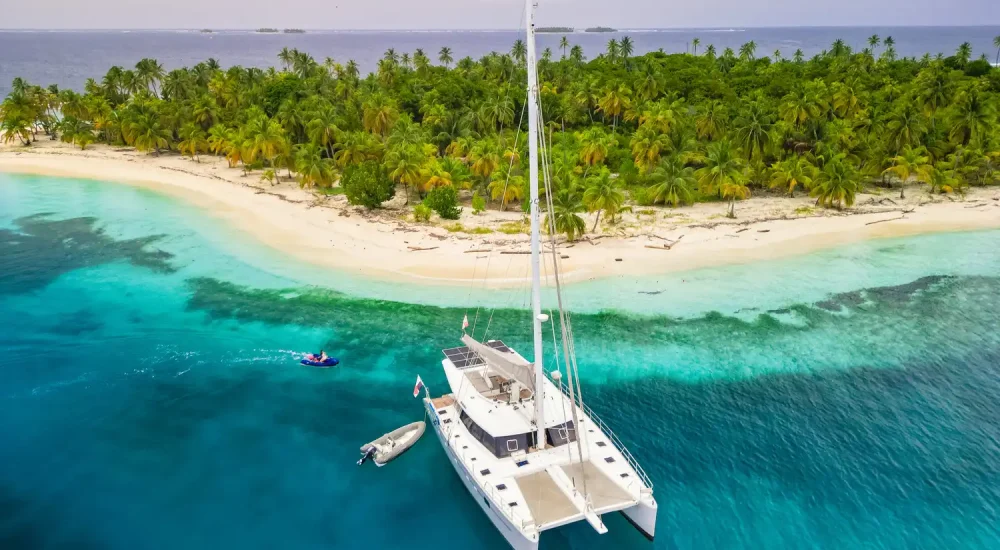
525, 0, 546, 451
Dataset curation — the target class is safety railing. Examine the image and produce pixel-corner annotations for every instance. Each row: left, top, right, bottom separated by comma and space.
436, 404, 536, 534
548, 377, 654, 492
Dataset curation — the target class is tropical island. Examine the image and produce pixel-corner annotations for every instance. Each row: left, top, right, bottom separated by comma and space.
200, 29, 214, 34
256, 28, 279, 33
283, 29, 306, 34
585, 27, 617, 33
536, 27, 575, 34
1, 35, 999, 282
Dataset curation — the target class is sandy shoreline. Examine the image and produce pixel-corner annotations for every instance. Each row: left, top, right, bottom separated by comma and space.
2, 140, 999, 286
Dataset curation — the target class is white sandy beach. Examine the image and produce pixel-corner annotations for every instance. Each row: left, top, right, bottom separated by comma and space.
2, 139, 999, 286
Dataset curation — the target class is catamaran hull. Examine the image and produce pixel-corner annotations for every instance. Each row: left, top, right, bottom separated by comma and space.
621, 498, 657, 541
427, 402, 539, 550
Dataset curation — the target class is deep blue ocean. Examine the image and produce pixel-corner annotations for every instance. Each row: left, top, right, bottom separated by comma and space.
2, 26, 1000, 97
2, 172, 1000, 549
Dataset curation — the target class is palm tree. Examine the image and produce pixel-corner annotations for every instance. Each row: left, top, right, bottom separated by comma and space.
738, 41, 757, 61
648, 155, 696, 206
431, 46, 451, 68
307, 107, 340, 158
812, 154, 860, 209
362, 92, 399, 136
178, 123, 207, 161
127, 113, 170, 155
733, 100, 772, 161
606, 39, 620, 61
596, 84, 631, 132
385, 146, 424, 204
696, 140, 747, 217
619, 36, 635, 59
886, 101, 927, 153
994, 35, 1000, 66
278, 47, 295, 70
582, 168, 625, 230
769, 156, 817, 197
577, 127, 614, 167
629, 125, 667, 173
569, 45, 585, 64
883, 145, 932, 198
559, 36, 570, 59
488, 164, 525, 209
294, 144, 334, 188
956, 42, 973, 65
793, 49, 804, 63
248, 117, 286, 167
705, 44, 717, 59
692, 38, 701, 55
135, 58, 165, 96
511, 40, 527, 65
695, 100, 728, 140
868, 34, 880, 57
949, 84, 995, 146
545, 186, 586, 241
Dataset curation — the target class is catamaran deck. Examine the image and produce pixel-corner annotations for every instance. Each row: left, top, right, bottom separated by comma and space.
560, 461, 635, 511
517, 470, 579, 528
515, 460, 635, 528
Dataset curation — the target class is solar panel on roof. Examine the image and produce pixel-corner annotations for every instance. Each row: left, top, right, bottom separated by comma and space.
442, 346, 485, 369
486, 340, 512, 353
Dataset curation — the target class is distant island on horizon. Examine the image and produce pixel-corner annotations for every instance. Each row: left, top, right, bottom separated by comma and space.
255, 28, 306, 34
535, 26, 620, 33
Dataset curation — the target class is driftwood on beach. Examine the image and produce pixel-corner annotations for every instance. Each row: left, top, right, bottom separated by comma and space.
407, 246, 438, 251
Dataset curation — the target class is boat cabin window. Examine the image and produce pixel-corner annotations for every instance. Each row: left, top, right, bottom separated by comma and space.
545, 421, 577, 448
459, 410, 534, 459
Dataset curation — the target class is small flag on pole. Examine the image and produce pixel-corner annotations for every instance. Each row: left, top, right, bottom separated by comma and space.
413, 375, 425, 398
462, 314, 469, 332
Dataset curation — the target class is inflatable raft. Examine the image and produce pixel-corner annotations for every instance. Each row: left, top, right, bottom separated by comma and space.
358, 421, 426, 467
301, 355, 339, 368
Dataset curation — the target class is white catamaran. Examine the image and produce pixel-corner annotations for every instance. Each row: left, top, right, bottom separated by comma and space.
421, 2, 658, 548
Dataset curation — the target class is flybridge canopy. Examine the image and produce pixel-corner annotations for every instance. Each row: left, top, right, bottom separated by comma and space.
441, 336, 536, 394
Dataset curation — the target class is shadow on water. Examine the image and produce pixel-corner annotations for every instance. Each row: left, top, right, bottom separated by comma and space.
0, 214, 174, 296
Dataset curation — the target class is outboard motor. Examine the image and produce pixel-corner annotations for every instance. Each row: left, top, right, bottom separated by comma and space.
357, 446, 377, 466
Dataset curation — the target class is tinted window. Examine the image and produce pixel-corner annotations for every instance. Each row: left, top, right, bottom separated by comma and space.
545, 421, 577, 447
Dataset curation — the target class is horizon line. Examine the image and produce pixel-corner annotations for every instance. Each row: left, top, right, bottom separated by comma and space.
2, 24, 1000, 32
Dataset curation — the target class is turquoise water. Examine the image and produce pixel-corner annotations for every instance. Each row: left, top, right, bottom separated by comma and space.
2, 172, 999, 549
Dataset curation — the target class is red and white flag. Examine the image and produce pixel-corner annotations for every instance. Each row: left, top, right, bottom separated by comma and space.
413, 375, 425, 398
462, 314, 469, 331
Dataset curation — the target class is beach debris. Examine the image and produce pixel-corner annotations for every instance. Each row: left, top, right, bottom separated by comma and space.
865, 209, 915, 225
560, 255, 570, 259
500, 250, 532, 255
865, 216, 905, 225
407, 246, 439, 251
757, 229, 771, 233
464, 249, 492, 253
615, 258, 623, 262
965, 203, 988, 209
735, 228, 750, 234
647, 234, 685, 250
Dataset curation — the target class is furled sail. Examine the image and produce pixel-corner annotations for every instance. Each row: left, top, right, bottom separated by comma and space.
460, 334, 536, 393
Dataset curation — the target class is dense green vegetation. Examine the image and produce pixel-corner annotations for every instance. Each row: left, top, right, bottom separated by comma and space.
2, 35, 999, 239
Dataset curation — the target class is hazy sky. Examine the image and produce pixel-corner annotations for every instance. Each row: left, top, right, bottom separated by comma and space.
4, 0, 999, 29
